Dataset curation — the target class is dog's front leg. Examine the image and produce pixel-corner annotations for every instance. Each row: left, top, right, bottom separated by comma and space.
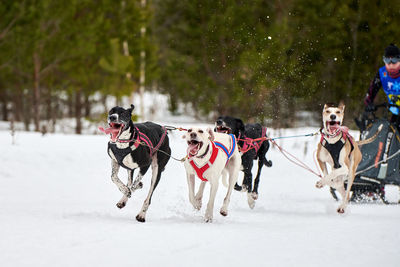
205, 178, 219, 223
116, 169, 134, 209
111, 159, 131, 199
194, 181, 206, 210
136, 159, 160, 222
341, 158, 358, 212
186, 171, 197, 209
318, 167, 346, 189
316, 159, 328, 188
332, 166, 351, 213
132, 166, 149, 192
221, 157, 241, 216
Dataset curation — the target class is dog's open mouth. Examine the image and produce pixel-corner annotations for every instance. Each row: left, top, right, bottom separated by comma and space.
187, 139, 203, 157
215, 126, 232, 134
99, 122, 125, 142
326, 121, 341, 134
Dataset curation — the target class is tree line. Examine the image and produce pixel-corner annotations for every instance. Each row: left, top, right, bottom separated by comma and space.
1, 0, 399, 133
0, 0, 148, 133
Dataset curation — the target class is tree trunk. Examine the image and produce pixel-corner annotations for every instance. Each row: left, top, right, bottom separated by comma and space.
51, 99, 57, 133
0, 89, 7, 121
75, 88, 82, 134
348, 4, 362, 103
139, 0, 146, 120
23, 89, 31, 131
68, 93, 74, 117
84, 94, 90, 117
286, 89, 295, 127
271, 88, 281, 128
45, 87, 52, 121
44, 87, 54, 132
13, 87, 23, 122
33, 52, 41, 132
102, 94, 108, 114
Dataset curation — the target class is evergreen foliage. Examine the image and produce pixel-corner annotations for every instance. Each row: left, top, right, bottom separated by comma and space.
0, 0, 399, 130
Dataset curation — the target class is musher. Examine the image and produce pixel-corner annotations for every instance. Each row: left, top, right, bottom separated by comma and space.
364, 43, 400, 131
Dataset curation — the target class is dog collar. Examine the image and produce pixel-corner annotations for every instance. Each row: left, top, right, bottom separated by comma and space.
194, 144, 210, 159
116, 126, 136, 143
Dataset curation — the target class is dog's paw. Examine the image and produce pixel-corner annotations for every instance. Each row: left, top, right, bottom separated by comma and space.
189, 197, 201, 210
234, 183, 243, 191
193, 199, 202, 210
247, 193, 256, 209
204, 210, 213, 222
132, 181, 143, 190
337, 204, 346, 214
251, 192, 258, 200
116, 201, 126, 209
241, 184, 249, 192
204, 216, 213, 223
337, 207, 345, 214
315, 180, 324, 189
220, 208, 228, 217
136, 213, 146, 223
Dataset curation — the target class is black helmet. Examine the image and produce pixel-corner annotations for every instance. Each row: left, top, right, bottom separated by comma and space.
384, 44, 400, 58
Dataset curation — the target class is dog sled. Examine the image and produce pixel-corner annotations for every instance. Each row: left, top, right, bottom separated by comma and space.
330, 103, 400, 204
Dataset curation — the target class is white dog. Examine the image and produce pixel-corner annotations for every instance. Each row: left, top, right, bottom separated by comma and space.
183, 127, 241, 222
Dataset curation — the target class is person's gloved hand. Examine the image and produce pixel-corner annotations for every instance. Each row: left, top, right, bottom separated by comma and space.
365, 103, 375, 112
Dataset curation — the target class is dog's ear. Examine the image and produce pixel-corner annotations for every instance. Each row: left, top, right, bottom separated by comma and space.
338, 101, 345, 112
323, 104, 328, 110
236, 118, 245, 133
207, 127, 215, 142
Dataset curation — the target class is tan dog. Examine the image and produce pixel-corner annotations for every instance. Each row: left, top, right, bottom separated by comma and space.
183, 127, 241, 222
316, 103, 382, 213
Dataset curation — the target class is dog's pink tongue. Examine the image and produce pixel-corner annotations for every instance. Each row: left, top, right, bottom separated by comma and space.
329, 124, 340, 133
98, 126, 120, 142
328, 124, 349, 135
187, 143, 199, 156
99, 126, 112, 134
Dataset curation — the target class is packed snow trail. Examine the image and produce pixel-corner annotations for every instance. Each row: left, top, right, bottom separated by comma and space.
0, 127, 399, 267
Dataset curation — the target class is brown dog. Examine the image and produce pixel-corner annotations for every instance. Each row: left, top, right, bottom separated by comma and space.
316, 103, 382, 213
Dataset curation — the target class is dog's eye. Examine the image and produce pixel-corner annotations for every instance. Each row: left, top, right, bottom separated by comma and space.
198, 130, 204, 133
336, 111, 340, 114
188, 129, 192, 133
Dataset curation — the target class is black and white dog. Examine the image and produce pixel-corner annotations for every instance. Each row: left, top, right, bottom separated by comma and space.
215, 116, 272, 208
99, 105, 171, 222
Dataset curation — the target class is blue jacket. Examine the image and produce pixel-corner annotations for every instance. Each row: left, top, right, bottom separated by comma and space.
365, 66, 400, 115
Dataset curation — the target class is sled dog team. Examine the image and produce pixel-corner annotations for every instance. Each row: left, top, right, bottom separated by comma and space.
99, 103, 382, 222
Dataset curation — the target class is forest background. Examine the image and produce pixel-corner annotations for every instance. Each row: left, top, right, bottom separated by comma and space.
1, 0, 399, 133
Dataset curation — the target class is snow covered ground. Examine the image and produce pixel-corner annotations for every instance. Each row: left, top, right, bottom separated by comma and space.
1, 123, 399, 267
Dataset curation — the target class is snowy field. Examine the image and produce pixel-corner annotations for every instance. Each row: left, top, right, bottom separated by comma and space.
1, 123, 400, 267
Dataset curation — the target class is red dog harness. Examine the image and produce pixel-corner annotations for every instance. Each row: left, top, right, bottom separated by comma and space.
240, 127, 267, 154
119, 126, 167, 157
188, 134, 236, 181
